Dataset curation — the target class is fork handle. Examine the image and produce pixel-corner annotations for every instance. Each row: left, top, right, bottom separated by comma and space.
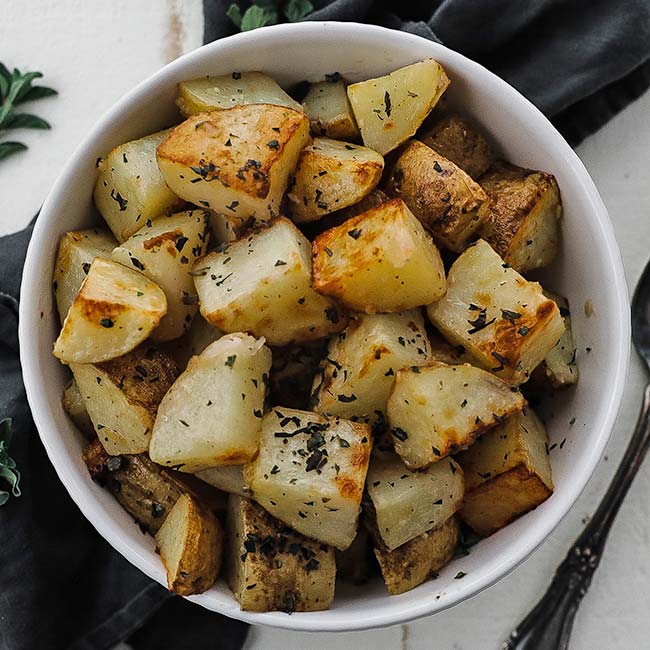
502, 382, 650, 650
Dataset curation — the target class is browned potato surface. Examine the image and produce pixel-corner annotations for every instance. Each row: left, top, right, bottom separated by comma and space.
302, 78, 360, 140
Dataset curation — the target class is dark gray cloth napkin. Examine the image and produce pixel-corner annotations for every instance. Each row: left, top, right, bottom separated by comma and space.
2, 2, 650, 649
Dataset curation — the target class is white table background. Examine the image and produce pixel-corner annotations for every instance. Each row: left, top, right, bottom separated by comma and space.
3, 2, 650, 649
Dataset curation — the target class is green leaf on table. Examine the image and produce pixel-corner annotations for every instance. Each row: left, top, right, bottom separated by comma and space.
240, 4, 278, 30
5, 113, 51, 130
226, 4, 243, 28
284, 0, 313, 22
0, 418, 20, 505
18, 85, 58, 104
0, 141, 27, 160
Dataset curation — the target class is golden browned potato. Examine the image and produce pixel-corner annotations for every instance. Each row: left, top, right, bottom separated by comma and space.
193, 218, 346, 346
53, 258, 167, 364
347, 59, 450, 155
418, 114, 495, 180
177, 72, 303, 116
386, 140, 490, 252
225, 495, 336, 612
94, 130, 184, 243
71, 344, 179, 455
456, 407, 553, 537
195, 464, 248, 498
62, 379, 95, 439
302, 78, 359, 140
427, 240, 565, 386
312, 198, 446, 313
286, 138, 383, 223
157, 105, 310, 225
373, 516, 459, 595
244, 408, 372, 550
479, 161, 562, 273
155, 493, 223, 595
387, 363, 526, 469
159, 314, 223, 371
149, 333, 271, 472
53, 228, 117, 324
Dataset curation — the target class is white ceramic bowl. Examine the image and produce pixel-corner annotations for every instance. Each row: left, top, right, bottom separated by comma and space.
19, 22, 629, 632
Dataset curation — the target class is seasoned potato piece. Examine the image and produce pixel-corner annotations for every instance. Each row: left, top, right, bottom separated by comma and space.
457, 407, 553, 536
373, 516, 459, 595
427, 240, 565, 386
53, 228, 117, 323
196, 464, 248, 498
149, 333, 271, 472
286, 138, 384, 223
386, 140, 490, 252
156, 493, 223, 596
94, 130, 183, 242
366, 454, 464, 550
160, 314, 222, 371
71, 344, 178, 455
157, 105, 310, 225
347, 59, 449, 155
112, 210, 209, 342
177, 72, 302, 116
428, 329, 475, 366
244, 408, 372, 550
302, 79, 359, 140
336, 526, 372, 585
479, 162, 562, 273
387, 363, 526, 469
312, 198, 446, 313
419, 114, 495, 180
62, 379, 95, 438
193, 218, 346, 346
312, 310, 431, 421
225, 495, 336, 612
53, 258, 167, 364
207, 211, 254, 244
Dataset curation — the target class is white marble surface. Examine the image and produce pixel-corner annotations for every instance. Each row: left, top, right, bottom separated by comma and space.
3, 3, 650, 649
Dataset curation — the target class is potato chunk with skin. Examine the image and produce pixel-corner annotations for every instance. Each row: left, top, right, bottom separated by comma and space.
53, 258, 167, 364
427, 240, 565, 386
479, 161, 562, 273
94, 130, 183, 243
312, 310, 431, 422
71, 344, 179, 455
53, 228, 117, 324
457, 407, 553, 536
112, 210, 209, 342
196, 465, 249, 498
366, 454, 464, 550
177, 72, 303, 116
62, 379, 95, 439
286, 138, 384, 223
387, 363, 526, 469
157, 105, 310, 226
225, 495, 336, 612
193, 218, 346, 346
149, 333, 271, 472
244, 408, 372, 550
312, 198, 446, 313
373, 516, 460, 595
347, 59, 450, 155
302, 79, 359, 140
386, 140, 490, 252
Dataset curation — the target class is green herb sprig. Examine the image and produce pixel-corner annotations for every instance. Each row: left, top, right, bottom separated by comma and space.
0, 64, 57, 162
0, 419, 21, 506
227, 0, 313, 32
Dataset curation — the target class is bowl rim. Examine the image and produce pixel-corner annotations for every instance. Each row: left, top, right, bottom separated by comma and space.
19, 21, 630, 632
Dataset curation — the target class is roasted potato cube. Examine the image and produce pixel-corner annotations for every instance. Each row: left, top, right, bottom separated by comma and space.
428, 329, 475, 366
286, 137, 383, 223
225, 495, 336, 612
53, 228, 117, 323
196, 464, 248, 498
366, 454, 464, 550
206, 211, 254, 244
160, 314, 222, 371
479, 162, 562, 273
373, 515, 459, 595
156, 493, 223, 595
386, 140, 490, 252
193, 218, 346, 346
347, 59, 449, 155
244, 408, 372, 550
387, 363, 526, 469
457, 407, 553, 536
112, 210, 209, 342
335, 526, 372, 585
157, 105, 310, 225
418, 114, 495, 180
71, 344, 179, 455
312, 198, 446, 313
149, 333, 271, 472
302, 79, 359, 140
312, 310, 431, 421
177, 72, 302, 116
62, 379, 95, 438
427, 240, 565, 386
53, 258, 167, 364
94, 130, 183, 243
